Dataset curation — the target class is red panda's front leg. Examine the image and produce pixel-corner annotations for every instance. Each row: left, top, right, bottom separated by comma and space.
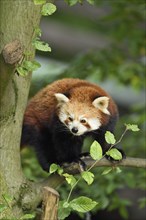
52, 128, 84, 165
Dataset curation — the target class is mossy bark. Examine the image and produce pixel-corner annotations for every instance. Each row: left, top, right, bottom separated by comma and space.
0, 1, 41, 218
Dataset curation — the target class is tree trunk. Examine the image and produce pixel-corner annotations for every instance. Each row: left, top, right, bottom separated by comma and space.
0, 1, 41, 218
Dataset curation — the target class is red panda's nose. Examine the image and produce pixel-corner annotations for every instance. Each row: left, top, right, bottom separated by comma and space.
71, 127, 78, 134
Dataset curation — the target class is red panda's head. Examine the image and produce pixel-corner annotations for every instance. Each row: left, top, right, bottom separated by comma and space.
55, 93, 110, 136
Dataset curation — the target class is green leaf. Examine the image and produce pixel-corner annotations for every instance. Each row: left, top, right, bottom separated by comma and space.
34, 27, 42, 37
138, 198, 146, 209
49, 163, 63, 175
63, 202, 70, 208
20, 214, 35, 219
57, 166, 64, 175
58, 201, 71, 220
125, 124, 140, 132
0, 204, 7, 213
102, 168, 112, 175
86, 0, 95, 5
23, 60, 41, 72
70, 196, 98, 213
119, 206, 129, 219
105, 131, 116, 144
63, 173, 76, 186
116, 167, 122, 174
16, 66, 28, 77
81, 171, 94, 185
65, 0, 78, 6
106, 148, 122, 161
49, 163, 59, 174
33, 0, 46, 5
16, 60, 41, 76
3, 194, 13, 203
90, 141, 103, 160
33, 39, 51, 52
24, 51, 33, 58
41, 3, 57, 16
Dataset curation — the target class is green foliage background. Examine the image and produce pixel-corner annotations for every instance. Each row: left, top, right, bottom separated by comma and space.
21, 0, 146, 219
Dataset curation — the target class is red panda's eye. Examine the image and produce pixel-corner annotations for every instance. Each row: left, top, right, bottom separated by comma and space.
80, 119, 87, 124
68, 116, 73, 122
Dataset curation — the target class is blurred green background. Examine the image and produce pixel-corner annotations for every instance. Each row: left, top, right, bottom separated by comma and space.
21, 0, 146, 219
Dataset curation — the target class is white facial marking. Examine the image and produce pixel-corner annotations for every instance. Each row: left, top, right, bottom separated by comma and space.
68, 120, 85, 136
88, 118, 101, 130
58, 110, 101, 136
58, 111, 68, 122
57, 100, 102, 136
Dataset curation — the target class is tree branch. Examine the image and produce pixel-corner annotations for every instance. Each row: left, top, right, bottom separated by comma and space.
63, 156, 146, 175
21, 156, 146, 212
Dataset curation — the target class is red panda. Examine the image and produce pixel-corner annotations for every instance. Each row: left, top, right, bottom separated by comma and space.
21, 78, 124, 171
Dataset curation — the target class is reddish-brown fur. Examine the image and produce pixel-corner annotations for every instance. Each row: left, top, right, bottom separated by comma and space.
24, 78, 118, 129
21, 78, 120, 171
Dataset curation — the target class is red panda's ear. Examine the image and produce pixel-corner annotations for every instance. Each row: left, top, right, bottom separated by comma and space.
55, 93, 69, 104
92, 96, 110, 115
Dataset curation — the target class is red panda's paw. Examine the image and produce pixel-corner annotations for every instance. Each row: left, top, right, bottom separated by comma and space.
105, 148, 126, 163
79, 152, 90, 159
62, 158, 87, 172
78, 158, 87, 172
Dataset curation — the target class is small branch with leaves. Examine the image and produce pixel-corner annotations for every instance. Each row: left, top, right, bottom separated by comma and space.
19, 123, 145, 220
62, 156, 146, 175
16, 1, 56, 77
48, 123, 145, 220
